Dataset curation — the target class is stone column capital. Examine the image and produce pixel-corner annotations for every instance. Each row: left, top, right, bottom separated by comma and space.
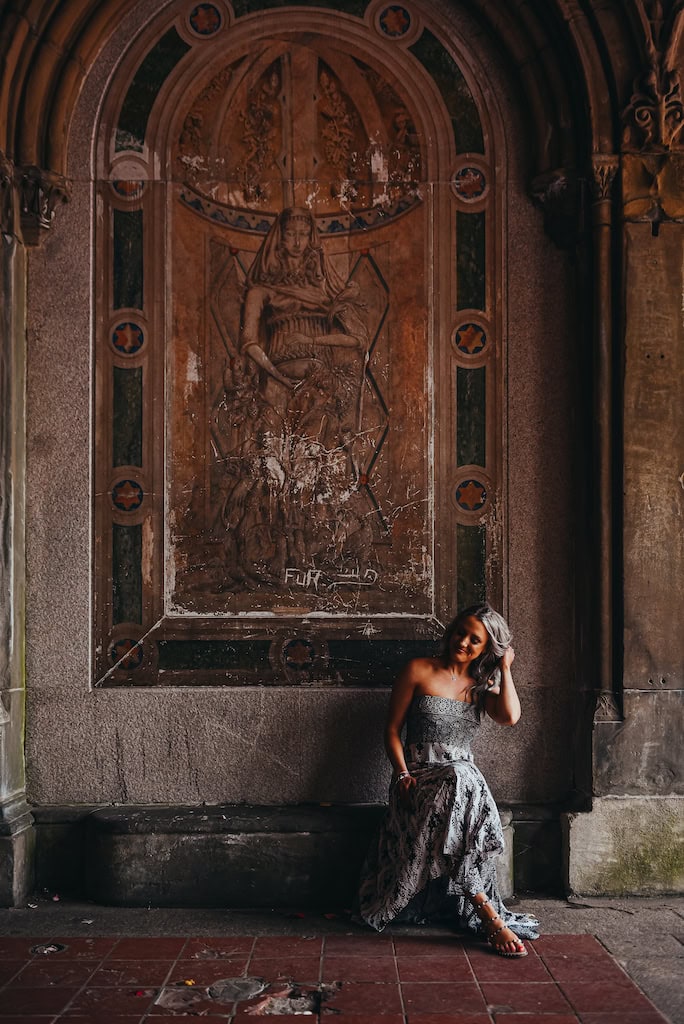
16, 164, 72, 246
590, 155, 619, 202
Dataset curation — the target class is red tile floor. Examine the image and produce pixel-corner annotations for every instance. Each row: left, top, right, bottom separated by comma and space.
0, 932, 668, 1023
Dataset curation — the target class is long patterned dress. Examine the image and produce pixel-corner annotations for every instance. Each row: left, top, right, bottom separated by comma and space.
356, 694, 539, 939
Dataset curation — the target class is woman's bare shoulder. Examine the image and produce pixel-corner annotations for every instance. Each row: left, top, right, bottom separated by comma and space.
401, 656, 443, 680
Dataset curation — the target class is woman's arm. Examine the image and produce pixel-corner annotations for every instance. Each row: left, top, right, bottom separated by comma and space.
384, 663, 418, 776
384, 660, 423, 804
484, 647, 521, 726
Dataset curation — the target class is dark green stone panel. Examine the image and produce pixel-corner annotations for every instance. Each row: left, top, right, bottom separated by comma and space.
409, 30, 484, 154
116, 28, 191, 151
327, 640, 440, 686
456, 523, 486, 610
233, 0, 367, 14
113, 524, 142, 625
113, 367, 143, 467
456, 211, 486, 311
158, 640, 273, 671
113, 210, 143, 311
457, 366, 486, 467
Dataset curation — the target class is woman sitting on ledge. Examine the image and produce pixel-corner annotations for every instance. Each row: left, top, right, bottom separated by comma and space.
356, 603, 539, 957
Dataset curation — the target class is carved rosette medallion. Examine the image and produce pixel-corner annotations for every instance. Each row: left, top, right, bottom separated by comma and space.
112, 322, 145, 355
112, 180, 145, 200
455, 478, 487, 513
451, 166, 487, 202
110, 638, 144, 670
453, 321, 487, 356
112, 480, 144, 512
188, 2, 224, 37
369, 0, 422, 46
269, 632, 330, 685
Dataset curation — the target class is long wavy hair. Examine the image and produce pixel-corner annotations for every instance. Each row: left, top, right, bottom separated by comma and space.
442, 603, 512, 716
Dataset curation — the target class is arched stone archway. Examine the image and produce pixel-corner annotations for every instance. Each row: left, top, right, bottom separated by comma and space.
0, 0, 682, 905
92, 3, 509, 685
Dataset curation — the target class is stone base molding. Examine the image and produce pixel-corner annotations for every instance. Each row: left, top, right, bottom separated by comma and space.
563, 797, 684, 896
0, 798, 35, 906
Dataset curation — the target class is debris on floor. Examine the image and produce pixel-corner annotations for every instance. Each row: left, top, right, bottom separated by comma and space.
30, 942, 67, 955
244, 982, 341, 1016
207, 976, 268, 1003
154, 986, 208, 1011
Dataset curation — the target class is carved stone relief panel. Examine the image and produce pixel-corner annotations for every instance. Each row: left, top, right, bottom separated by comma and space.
168, 42, 427, 616
94, 1, 500, 686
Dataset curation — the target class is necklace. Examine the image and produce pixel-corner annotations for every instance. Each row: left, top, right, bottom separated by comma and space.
449, 663, 472, 703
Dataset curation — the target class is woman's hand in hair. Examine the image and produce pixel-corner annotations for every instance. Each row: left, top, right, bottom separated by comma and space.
501, 646, 515, 670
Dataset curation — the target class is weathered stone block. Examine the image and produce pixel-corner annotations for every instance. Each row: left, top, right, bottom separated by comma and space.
81, 804, 514, 907
593, 690, 683, 796
563, 796, 684, 895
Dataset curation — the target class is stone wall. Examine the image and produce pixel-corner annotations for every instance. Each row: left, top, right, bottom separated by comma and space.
24, 0, 576, 814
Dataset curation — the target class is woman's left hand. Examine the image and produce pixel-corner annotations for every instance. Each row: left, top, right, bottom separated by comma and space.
501, 646, 515, 669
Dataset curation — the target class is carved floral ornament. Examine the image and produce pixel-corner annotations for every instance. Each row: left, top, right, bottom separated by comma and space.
623, 64, 684, 150
622, 2, 684, 152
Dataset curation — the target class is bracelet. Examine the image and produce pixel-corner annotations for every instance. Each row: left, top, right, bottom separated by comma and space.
395, 771, 411, 783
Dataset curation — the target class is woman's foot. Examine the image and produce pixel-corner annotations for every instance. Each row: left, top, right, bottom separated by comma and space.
470, 895, 528, 958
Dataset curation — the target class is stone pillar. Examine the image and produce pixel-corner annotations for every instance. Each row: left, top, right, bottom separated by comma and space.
0, 152, 34, 905
589, 154, 619, 725
564, 52, 684, 890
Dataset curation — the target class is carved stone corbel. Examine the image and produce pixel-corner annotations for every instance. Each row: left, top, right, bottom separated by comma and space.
16, 165, 72, 246
529, 168, 586, 249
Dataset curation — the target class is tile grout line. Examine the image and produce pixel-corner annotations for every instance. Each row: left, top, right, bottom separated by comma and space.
48, 936, 112, 1023
236, 934, 260, 1021
391, 934, 409, 1024
139, 933, 192, 1023
463, 942, 499, 1024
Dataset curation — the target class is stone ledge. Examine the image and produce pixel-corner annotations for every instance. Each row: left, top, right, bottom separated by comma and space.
28, 804, 516, 907
563, 796, 684, 896
81, 804, 514, 908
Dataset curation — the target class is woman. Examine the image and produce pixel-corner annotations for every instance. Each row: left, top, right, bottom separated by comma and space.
356, 604, 539, 957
